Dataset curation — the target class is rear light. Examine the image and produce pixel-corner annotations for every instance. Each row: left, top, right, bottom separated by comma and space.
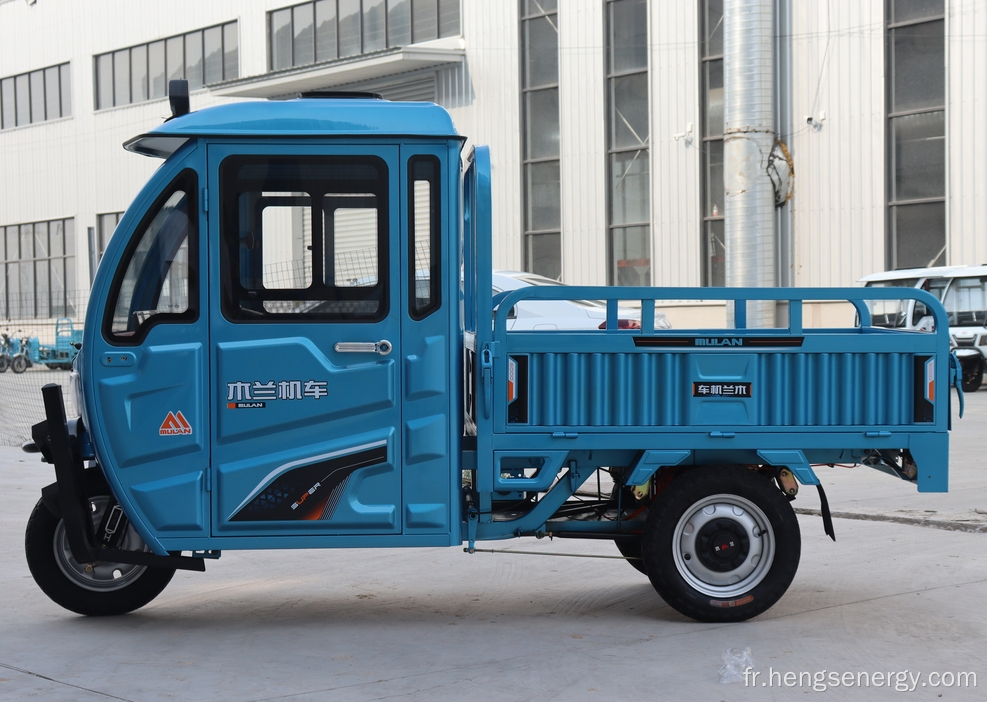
598, 319, 642, 330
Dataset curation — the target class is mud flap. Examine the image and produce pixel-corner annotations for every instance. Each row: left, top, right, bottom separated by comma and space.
816, 484, 836, 542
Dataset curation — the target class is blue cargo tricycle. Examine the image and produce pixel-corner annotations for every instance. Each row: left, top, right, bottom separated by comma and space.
21, 82, 962, 623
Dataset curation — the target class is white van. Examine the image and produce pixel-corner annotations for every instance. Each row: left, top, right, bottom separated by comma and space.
859, 266, 963, 330
860, 265, 984, 391
940, 265, 987, 390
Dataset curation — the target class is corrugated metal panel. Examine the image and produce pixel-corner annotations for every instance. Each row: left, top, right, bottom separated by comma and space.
789, 0, 885, 286
448, 0, 522, 272
343, 73, 437, 102
947, 0, 987, 266
650, 2, 702, 286
557, 0, 606, 286
651, 1, 702, 287
520, 350, 918, 429
435, 61, 473, 109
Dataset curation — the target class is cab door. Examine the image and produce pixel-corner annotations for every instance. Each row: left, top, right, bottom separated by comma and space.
207, 144, 402, 537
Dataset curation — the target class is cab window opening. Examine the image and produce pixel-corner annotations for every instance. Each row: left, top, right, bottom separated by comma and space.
409, 156, 440, 320
220, 155, 388, 322
103, 169, 198, 344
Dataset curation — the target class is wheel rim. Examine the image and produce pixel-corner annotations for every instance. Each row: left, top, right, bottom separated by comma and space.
671, 493, 775, 599
53, 497, 148, 592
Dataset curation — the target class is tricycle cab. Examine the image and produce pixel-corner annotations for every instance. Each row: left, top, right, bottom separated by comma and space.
81, 96, 466, 554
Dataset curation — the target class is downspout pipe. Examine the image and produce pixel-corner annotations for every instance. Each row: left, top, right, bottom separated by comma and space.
724, 0, 776, 327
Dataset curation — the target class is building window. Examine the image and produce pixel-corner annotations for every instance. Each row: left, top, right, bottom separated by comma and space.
0, 63, 71, 130
268, 0, 461, 71
94, 21, 238, 111
2, 219, 76, 320
97, 212, 123, 264
606, 0, 650, 286
886, 0, 945, 270
520, 0, 561, 281
700, 0, 724, 286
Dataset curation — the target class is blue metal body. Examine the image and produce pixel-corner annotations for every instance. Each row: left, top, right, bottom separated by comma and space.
75, 98, 954, 559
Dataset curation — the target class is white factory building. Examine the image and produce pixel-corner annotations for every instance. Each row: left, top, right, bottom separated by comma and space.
1, 0, 983, 325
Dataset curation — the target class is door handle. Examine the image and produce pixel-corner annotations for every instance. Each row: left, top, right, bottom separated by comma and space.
334, 340, 393, 356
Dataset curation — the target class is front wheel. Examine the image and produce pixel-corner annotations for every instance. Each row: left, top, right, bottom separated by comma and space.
0, 354, 8, 373
642, 466, 800, 622
25, 495, 175, 616
11, 354, 28, 373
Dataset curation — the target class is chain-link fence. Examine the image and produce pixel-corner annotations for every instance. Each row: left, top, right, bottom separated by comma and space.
0, 292, 87, 446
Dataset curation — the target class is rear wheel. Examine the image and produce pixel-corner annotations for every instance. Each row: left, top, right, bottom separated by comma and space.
642, 466, 800, 622
25, 485, 175, 616
614, 536, 647, 574
961, 356, 983, 392
611, 485, 647, 574
0, 354, 8, 373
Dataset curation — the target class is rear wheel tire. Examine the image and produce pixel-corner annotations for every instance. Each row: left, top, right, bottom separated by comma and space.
25, 482, 175, 616
961, 356, 983, 393
0, 355, 8, 373
642, 466, 800, 623
614, 536, 647, 574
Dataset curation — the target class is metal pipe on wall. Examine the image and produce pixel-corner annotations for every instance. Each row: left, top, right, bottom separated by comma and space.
724, 0, 776, 327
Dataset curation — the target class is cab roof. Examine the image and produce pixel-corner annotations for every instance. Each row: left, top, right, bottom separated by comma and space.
124, 96, 461, 158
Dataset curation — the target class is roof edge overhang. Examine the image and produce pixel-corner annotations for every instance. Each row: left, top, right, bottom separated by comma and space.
211, 38, 465, 99
124, 132, 467, 159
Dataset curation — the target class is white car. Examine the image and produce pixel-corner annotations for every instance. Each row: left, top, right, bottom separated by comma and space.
492, 270, 672, 331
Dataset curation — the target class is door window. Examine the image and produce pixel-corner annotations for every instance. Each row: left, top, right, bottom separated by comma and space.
103, 170, 198, 343
409, 156, 440, 319
220, 156, 389, 322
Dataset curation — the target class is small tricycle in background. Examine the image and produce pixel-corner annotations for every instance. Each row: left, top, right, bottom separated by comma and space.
0, 319, 81, 373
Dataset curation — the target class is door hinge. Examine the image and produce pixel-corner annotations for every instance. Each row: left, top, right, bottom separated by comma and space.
205, 469, 211, 492
202, 187, 209, 212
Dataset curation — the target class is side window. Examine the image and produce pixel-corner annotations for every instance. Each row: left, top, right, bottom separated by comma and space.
104, 170, 197, 343
409, 156, 440, 319
220, 156, 388, 321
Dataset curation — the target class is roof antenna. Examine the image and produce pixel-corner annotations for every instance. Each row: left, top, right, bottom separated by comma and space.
168, 79, 190, 120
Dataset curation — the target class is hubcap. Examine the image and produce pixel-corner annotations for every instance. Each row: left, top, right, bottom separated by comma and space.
53, 497, 148, 592
672, 494, 775, 598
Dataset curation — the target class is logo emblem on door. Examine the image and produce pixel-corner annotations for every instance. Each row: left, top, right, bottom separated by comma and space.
159, 411, 192, 436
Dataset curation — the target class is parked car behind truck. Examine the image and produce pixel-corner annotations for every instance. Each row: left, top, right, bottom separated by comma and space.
21, 85, 960, 624
861, 266, 986, 391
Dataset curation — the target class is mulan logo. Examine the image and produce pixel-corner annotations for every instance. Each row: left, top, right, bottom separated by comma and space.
695, 338, 743, 347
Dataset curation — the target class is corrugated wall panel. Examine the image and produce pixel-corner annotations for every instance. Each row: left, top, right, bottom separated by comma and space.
651, 0, 701, 287
947, 0, 987, 266
789, 0, 884, 287
518, 350, 918, 429
558, 0, 607, 286
448, 0, 522, 272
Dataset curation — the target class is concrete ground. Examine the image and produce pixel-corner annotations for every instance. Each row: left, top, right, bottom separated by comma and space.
1, 394, 985, 701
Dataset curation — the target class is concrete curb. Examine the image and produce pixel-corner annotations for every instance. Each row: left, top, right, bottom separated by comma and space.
795, 507, 987, 534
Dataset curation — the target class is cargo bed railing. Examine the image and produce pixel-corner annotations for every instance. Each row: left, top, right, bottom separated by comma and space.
480, 286, 953, 435
491, 286, 948, 338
